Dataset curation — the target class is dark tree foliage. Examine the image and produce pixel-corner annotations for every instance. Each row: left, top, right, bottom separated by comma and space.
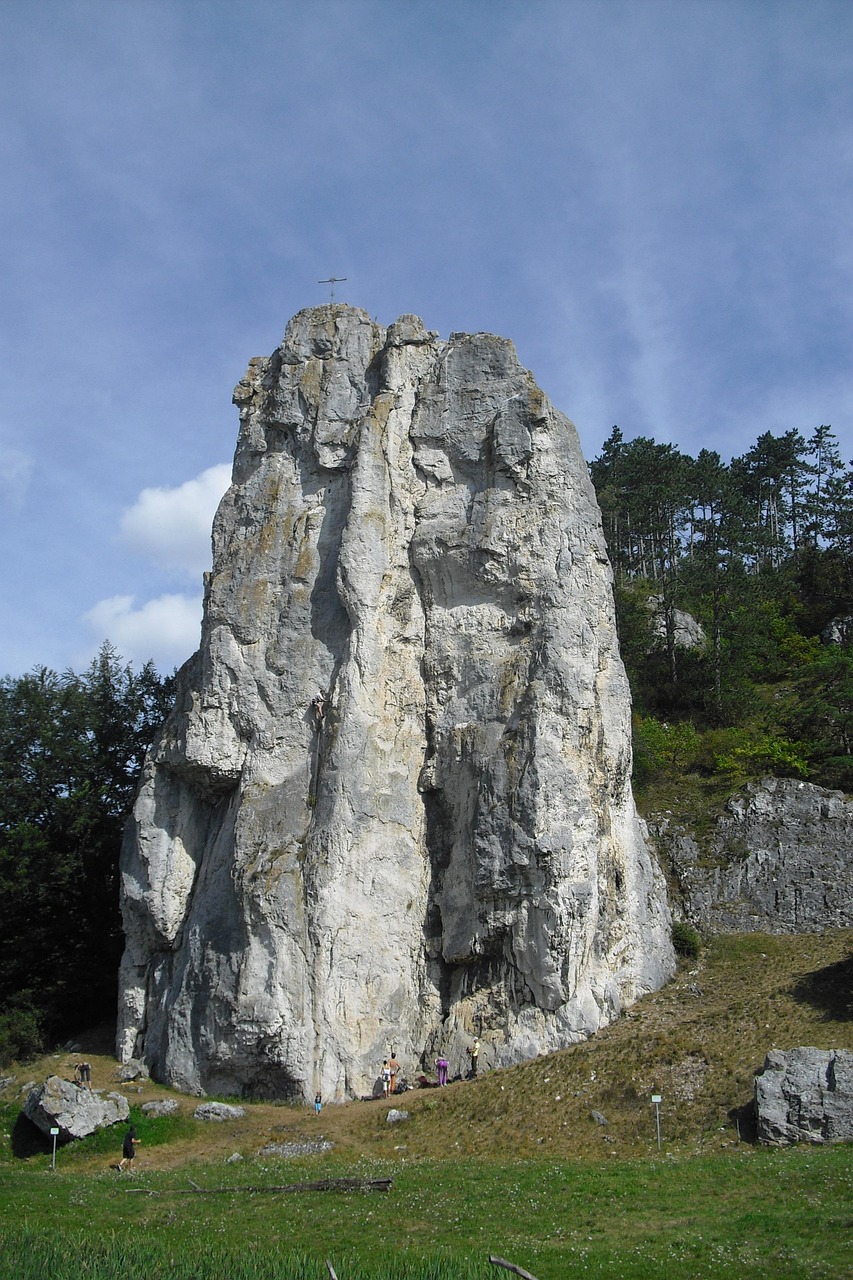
0, 644, 173, 1063
591, 425, 853, 789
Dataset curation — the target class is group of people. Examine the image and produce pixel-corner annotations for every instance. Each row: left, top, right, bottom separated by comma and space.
387, 1037, 482, 1093
433, 1036, 479, 1085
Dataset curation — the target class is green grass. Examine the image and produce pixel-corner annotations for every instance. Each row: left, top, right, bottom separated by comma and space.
0, 1147, 851, 1278
1, 930, 851, 1277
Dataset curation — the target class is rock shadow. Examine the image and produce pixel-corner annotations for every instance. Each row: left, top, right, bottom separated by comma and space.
791, 951, 853, 1022
728, 1097, 758, 1144
11, 1111, 50, 1159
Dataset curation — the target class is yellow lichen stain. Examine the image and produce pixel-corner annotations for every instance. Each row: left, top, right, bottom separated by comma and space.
527, 383, 547, 421
299, 358, 324, 408
257, 519, 279, 557
293, 528, 316, 581
496, 644, 528, 720
238, 577, 272, 616
254, 844, 307, 918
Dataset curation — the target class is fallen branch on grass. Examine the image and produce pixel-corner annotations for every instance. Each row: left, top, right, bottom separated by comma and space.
488, 1257, 540, 1280
124, 1176, 392, 1196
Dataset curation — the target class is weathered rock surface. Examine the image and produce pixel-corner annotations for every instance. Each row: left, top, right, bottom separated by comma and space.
646, 596, 706, 651
23, 1076, 129, 1141
652, 778, 853, 933
118, 304, 674, 1103
821, 615, 853, 646
141, 1098, 180, 1116
194, 1101, 246, 1121
117, 1058, 150, 1082
755, 1048, 853, 1144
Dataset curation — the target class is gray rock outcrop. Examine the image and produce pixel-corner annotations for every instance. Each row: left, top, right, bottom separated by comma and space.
647, 596, 706, 650
141, 1099, 180, 1116
755, 1048, 853, 1144
117, 304, 674, 1103
652, 778, 853, 933
821, 615, 853, 646
194, 1101, 246, 1121
117, 1058, 150, 1082
23, 1076, 129, 1142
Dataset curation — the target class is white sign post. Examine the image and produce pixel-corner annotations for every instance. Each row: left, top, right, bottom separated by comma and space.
651, 1095, 662, 1151
50, 1126, 59, 1170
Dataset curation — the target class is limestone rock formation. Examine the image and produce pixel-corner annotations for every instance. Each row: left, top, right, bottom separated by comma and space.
24, 1076, 129, 1142
755, 1048, 853, 1145
646, 596, 706, 651
652, 778, 853, 933
117, 304, 674, 1102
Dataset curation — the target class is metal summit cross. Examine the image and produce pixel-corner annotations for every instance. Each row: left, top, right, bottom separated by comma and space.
318, 276, 347, 301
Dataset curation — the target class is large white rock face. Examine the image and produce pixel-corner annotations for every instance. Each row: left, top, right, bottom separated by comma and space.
118, 305, 674, 1101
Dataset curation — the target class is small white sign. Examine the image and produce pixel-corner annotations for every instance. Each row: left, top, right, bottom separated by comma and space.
49, 1127, 60, 1135
651, 1095, 662, 1104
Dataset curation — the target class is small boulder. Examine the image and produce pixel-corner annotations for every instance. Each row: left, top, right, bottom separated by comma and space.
386, 1108, 409, 1124
590, 1110, 609, 1126
193, 1101, 246, 1122
117, 1059, 150, 1083
141, 1099, 179, 1117
23, 1076, 129, 1142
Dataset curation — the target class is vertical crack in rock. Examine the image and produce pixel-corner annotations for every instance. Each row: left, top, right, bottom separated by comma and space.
118, 304, 674, 1101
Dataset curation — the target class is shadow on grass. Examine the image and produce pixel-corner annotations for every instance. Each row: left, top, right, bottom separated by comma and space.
791, 951, 853, 1022
728, 1097, 757, 1143
11, 1111, 51, 1159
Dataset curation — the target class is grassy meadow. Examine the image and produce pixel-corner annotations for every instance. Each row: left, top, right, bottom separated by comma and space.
0, 930, 851, 1279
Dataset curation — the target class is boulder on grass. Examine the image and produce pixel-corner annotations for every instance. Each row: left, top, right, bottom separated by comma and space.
117, 1058, 150, 1082
755, 1048, 853, 1145
193, 1101, 246, 1121
23, 1075, 129, 1142
141, 1099, 179, 1117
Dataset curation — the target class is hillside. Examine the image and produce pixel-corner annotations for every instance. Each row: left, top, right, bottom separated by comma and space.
3, 929, 850, 1171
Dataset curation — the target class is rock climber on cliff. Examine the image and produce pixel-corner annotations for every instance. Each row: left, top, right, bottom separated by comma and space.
312, 691, 327, 722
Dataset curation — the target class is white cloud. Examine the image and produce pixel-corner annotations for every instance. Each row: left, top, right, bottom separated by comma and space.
83, 592, 202, 672
119, 464, 231, 578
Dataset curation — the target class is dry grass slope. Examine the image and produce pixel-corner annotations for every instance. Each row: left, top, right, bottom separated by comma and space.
3, 929, 851, 1172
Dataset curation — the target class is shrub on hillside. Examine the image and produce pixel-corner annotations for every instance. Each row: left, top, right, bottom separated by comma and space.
672, 920, 702, 959
0, 1004, 43, 1068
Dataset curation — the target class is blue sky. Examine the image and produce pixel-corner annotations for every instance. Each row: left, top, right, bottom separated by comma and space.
1, 0, 851, 674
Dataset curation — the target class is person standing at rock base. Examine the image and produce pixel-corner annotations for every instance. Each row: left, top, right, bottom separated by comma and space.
435, 1055, 448, 1086
468, 1038, 480, 1077
118, 1124, 139, 1171
381, 1060, 391, 1097
314, 1092, 322, 1115
388, 1050, 401, 1095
